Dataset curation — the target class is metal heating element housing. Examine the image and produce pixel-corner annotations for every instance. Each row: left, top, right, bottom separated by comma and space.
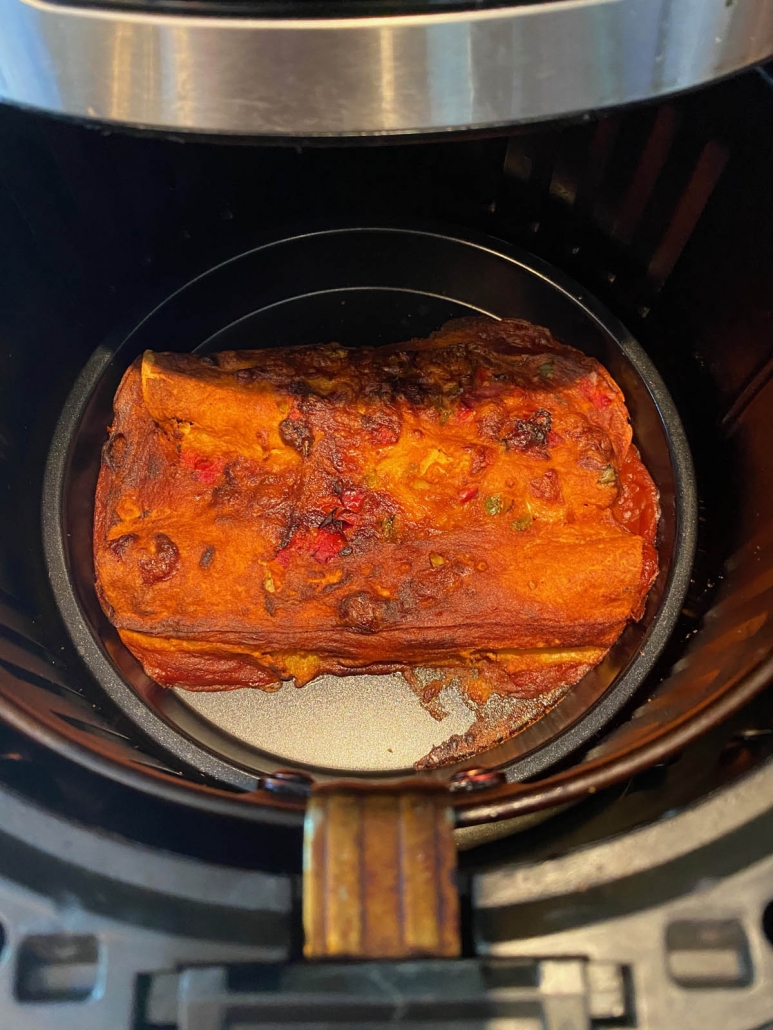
0, 0, 772, 135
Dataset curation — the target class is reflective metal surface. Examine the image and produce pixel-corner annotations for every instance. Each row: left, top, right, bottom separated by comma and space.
0, 0, 772, 137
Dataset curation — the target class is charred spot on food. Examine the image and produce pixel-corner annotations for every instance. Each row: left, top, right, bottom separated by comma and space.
325, 518, 348, 534
362, 412, 401, 446
320, 570, 350, 595
234, 367, 264, 384
322, 435, 346, 473
318, 508, 339, 529
466, 445, 491, 475
210, 483, 241, 510
288, 379, 313, 398
278, 416, 313, 457
199, 545, 216, 569
477, 411, 505, 440
529, 468, 562, 502
223, 463, 239, 487
578, 452, 607, 471
264, 594, 277, 616
394, 377, 428, 406
103, 433, 128, 472
502, 409, 552, 452
138, 533, 180, 585
278, 518, 300, 552
338, 591, 395, 633
410, 566, 459, 605
450, 559, 472, 577
108, 533, 136, 560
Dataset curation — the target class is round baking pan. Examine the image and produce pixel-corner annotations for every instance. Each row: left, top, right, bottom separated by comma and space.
43, 226, 696, 790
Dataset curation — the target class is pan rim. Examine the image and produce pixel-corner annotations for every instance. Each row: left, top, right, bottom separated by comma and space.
41, 223, 697, 796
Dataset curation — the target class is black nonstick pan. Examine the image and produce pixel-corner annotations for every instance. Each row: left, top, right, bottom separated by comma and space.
44, 225, 696, 957
44, 226, 696, 794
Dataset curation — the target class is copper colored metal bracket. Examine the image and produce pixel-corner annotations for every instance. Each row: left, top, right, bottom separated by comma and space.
303, 783, 460, 959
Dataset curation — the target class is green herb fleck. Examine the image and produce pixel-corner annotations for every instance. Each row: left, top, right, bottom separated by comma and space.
484, 495, 503, 516
598, 465, 616, 486
381, 514, 397, 540
537, 358, 554, 379
511, 515, 532, 532
439, 409, 451, 425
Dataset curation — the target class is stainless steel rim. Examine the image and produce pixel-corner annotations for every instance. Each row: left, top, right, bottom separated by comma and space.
1, 0, 772, 137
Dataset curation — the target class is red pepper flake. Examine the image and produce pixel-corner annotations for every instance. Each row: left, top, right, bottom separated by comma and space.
311, 528, 349, 564
341, 488, 365, 512
459, 486, 478, 503
276, 526, 351, 567
457, 399, 475, 422
274, 529, 308, 567
275, 539, 298, 568
580, 379, 613, 410
180, 451, 223, 485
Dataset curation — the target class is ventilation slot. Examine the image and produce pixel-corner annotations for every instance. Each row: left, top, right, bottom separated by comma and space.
498, 101, 730, 304
647, 140, 730, 286
0, 656, 90, 707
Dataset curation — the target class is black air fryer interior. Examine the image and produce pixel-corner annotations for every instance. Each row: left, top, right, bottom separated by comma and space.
1, 67, 773, 881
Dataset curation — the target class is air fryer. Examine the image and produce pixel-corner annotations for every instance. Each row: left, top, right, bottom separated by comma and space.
0, 11, 773, 1028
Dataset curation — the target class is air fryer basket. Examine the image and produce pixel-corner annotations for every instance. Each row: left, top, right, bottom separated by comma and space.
0, 70, 772, 853
43, 227, 694, 789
